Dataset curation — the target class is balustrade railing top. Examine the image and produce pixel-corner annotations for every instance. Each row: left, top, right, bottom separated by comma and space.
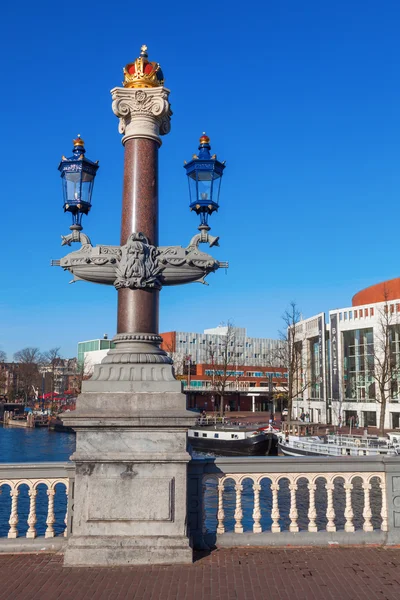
0, 462, 74, 542
188, 455, 400, 549
1, 457, 400, 552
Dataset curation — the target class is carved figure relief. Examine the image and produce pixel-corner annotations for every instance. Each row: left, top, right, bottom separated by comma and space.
114, 233, 164, 290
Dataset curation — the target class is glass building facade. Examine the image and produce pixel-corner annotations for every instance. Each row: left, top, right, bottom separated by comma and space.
343, 328, 375, 401
77, 339, 115, 365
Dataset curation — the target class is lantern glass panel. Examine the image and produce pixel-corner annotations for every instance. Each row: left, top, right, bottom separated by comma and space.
197, 171, 212, 202
64, 172, 82, 204
80, 171, 94, 205
211, 173, 222, 204
188, 174, 197, 205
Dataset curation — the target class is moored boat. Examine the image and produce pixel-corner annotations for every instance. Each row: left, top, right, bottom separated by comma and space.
188, 425, 278, 456
279, 433, 400, 457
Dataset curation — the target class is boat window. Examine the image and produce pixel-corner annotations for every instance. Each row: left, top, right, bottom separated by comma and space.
214, 433, 219, 438
202, 433, 207, 437
194, 432, 199, 437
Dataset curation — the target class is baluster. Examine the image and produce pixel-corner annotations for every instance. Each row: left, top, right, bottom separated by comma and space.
252, 483, 262, 533
344, 482, 354, 532
26, 488, 38, 538
307, 482, 318, 532
326, 482, 336, 532
271, 482, 280, 533
8, 488, 19, 539
234, 483, 243, 533
379, 478, 388, 532
216, 481, 225, 534
45, 488, 56, 538
362, 481, 373, 532
289, 482, 299, 532
64, 487, 69, 537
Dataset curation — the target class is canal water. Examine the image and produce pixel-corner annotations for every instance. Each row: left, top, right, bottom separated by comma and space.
0, 427, 384, 536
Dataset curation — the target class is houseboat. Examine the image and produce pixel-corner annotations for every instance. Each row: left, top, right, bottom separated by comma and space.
188, 425, 278, 456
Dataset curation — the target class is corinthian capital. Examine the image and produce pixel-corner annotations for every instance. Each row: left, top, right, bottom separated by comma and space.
111, 86, 172, 146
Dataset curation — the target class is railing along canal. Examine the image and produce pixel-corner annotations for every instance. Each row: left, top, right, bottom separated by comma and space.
0, 456, 399, 549
188, 455, 400, 547
0, 463, 74, 542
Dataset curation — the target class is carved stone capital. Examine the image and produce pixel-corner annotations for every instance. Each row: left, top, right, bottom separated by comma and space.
111, 86, 172, 146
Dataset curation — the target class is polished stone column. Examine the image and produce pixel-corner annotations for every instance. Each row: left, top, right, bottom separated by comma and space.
118, 137, 159, 334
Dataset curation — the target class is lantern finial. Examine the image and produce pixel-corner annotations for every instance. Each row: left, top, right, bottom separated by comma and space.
199, 133, 210, 145
73, 134, 84, 147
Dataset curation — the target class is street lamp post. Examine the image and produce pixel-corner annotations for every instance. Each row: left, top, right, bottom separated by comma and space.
54, 46, 227, 567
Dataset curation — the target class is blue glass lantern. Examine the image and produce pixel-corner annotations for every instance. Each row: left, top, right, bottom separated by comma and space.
184, 134, 225, 226
58, 135, 99, 230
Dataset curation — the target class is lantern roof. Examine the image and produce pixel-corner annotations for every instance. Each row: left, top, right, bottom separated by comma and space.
184, 133, 225, 178
58, 135, 99, 175
122, 45, 164, 89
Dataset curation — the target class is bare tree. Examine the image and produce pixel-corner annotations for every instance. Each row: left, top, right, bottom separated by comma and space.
43, 348, 63, 412
66, 355, 90, 395
163, 340, 185, 377
0, 351, 6, 363
274, 302, 310, 420
371, 293, 400, 435
207, 321, 237, 417
13, 347, 43, 402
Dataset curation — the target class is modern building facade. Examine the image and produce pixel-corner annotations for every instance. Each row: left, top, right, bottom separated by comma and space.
295, 278, 400, 429
77, 336, 115, 373
161, 325, 283, 368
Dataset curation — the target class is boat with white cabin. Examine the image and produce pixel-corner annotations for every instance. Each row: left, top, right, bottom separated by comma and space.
278, 432, 400, 457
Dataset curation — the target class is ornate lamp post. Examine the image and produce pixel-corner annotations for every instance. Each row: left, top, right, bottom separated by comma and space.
54, 46, 227, 567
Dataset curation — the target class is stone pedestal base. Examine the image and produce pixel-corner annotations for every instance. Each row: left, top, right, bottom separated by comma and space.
62, 338, 196, 567
64, 535, 192, 567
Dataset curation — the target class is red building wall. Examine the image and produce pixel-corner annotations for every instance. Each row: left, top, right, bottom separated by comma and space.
352, 278, 400, 306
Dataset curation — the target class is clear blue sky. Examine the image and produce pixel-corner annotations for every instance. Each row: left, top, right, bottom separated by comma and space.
1, 0, 400, 359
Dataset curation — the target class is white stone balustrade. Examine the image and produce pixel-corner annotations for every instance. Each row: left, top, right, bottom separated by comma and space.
0, 463, 73, 541
205, 471, 386, 535
187, 455, 400, 548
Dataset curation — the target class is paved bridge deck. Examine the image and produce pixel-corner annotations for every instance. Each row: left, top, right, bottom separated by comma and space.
1, 546, 400, 599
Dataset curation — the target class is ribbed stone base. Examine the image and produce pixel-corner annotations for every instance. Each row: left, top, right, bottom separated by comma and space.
64, 535, 193, 566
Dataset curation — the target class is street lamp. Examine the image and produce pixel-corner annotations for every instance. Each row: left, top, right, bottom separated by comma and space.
184, 134, 225, 228
53, 46, 229, 567
58, 135, 99, 231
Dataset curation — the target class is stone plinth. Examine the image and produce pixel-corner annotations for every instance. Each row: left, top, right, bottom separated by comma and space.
63, 371, 195, 566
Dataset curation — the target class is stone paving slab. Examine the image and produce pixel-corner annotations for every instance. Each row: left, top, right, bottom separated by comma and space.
0, 547, 400, 599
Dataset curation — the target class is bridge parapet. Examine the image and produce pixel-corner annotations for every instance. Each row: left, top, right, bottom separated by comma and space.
1, 457, 400, 553
188, 455, 400, 548
0, 462, 74, 548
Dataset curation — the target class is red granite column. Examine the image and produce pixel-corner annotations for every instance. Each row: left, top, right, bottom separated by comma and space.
117, 137, 159, 334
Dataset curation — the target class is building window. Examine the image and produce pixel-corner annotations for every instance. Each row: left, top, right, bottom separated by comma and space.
344, 312, 348, 320
354, 310, 358, 318
370, 307, 374, 316
343, 328, 375, 400
365, 308, 369, 317
359, 309, 363, 318
194, 432, 199, 437
339, 313, 343, 321
349, 311, 353, 319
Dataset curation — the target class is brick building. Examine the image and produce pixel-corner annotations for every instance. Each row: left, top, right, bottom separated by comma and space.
178, 363, 288, 413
